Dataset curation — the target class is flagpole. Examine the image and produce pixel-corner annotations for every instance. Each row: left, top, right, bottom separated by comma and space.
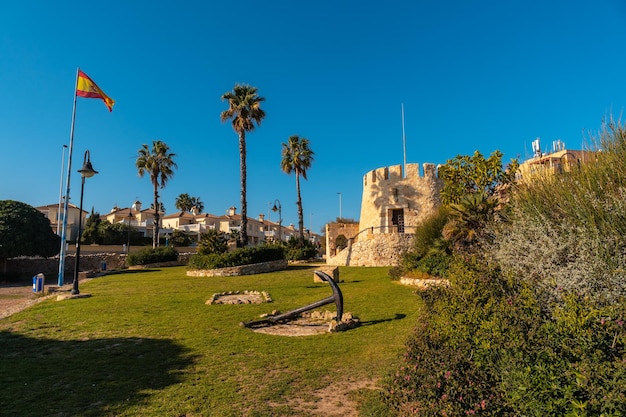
57, 68, 80, 286
401, 103, 407, 177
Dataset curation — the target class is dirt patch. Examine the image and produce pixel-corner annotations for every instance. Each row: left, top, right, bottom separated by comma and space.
0, 282, 44, 320
270, 378, 379, 416
206, 290, 272, 305
251, 317, 330, 336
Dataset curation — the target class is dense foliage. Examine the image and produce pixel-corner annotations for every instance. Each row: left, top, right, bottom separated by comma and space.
126, 246, 179, 266
489, 118, 626, 308
0, 200, 60, 260
168, 230, 194, 247
377, 119, 626, 415
197, 229, 228, 255
81, 210, 143, 245
438, 150, 518, 205
284, 237, 318, 261
380, 260, 626, 416
188, 245, 284, 270
399, 206, 451, 278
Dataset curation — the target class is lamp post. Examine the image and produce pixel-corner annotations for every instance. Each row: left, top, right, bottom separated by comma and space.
71, 150, 98, 295
271, 199, 282, 242
127, 209, 133, 254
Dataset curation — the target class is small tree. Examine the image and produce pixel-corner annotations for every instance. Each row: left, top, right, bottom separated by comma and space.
438, 150, 518, 206
81, 208, 102, 244
169, 230, 194, 247
198, 229, 228, 255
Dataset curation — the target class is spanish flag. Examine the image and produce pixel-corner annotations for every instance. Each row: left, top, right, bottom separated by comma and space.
76, 70, 115, 112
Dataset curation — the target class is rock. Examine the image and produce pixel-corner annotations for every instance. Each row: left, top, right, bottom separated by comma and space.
314, 267, 339, 283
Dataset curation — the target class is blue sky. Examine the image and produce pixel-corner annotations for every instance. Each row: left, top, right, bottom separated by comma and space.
2, 1, 626, 233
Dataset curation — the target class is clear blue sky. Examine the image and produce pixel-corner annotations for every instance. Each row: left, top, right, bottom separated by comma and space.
2, 1, 626, 233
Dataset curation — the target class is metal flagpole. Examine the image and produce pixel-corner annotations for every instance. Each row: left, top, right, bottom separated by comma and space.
57, 68, 80, 286
401, 103, 407, 177
56, 144, 68, 235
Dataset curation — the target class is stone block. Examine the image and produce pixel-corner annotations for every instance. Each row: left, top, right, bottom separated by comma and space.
314, 266, 339, 283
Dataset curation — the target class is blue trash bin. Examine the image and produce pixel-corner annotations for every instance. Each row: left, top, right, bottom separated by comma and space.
101, 261, 107, 271
32, 273, 44, 293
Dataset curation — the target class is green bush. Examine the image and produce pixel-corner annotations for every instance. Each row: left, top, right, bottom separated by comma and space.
197, 229, 228, 255
489, 118, 626, 308
126, 246, 179, 266
501, 295, 626, 416
169, 230, 194, 247
188, 245, 285, 269
379, 259, 626, 416
284, 237, 318, 261
399, 207, 452, 278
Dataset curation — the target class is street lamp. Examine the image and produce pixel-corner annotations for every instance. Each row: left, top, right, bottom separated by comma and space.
71, 150, 98, 295
271, 199, 282, 242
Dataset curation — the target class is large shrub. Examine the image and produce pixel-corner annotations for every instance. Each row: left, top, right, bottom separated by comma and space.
126, 246, 179, 266
488, 118, 626, 307
188, 245, 285, 270
0, 200, 60, 261
284, 237, 318, 261
378, 259, 626, 416
398, 206, 452, 278
197, 229, 228, 255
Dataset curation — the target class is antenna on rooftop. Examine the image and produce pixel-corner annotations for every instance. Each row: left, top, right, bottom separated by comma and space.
531, 137, 541, 158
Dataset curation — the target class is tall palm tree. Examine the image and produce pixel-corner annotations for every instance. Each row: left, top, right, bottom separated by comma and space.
281, 135, 314, 242
220, 84, 266, 247
136, 140, 177, 248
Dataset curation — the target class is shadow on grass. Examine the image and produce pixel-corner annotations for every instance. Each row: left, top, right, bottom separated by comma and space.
360, 313, 407, 327
0, 331, 196, 416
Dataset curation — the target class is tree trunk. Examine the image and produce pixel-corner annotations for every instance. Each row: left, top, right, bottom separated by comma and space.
296, 169, 304, 241
239, 132, 248, 247
153, 182, 159, 248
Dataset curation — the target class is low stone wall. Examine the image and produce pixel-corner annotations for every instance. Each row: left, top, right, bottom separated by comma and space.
4, 252, 194, 278
186, 259, 289, 277
400, 277, 450, 289
326, 233, 414, 267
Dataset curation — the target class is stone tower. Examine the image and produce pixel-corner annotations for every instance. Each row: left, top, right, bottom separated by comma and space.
358, 163, 443, 234
326, 163, 443, 266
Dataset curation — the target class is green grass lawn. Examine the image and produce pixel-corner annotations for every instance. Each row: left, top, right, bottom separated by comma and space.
0, 265, 420, 416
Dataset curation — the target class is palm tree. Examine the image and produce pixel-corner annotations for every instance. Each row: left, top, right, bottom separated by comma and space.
136, 140, 177, 248
175, 193, 204, 213
281, 135, 314, 242
220, 84, 266, 247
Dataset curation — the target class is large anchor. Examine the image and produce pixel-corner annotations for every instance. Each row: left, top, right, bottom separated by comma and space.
242, 271, 344, 328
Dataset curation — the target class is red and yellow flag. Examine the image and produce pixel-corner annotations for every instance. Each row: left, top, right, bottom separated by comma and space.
76, 70, 115, 112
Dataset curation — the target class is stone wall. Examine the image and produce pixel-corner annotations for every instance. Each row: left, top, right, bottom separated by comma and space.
186, 259, 289, 277
4, 252, 195, 279
326, 233, 414, 267
325, 222, 360, 260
